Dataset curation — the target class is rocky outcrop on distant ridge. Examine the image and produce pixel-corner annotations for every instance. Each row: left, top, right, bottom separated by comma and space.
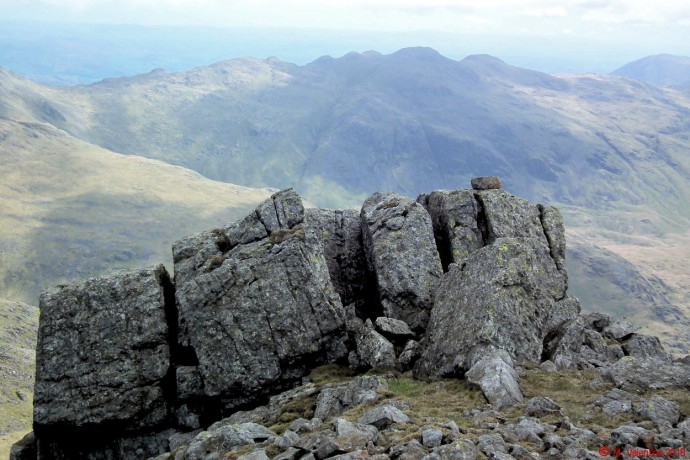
16, 177, 682, 460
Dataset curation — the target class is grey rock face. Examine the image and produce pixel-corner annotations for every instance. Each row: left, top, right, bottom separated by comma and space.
34, 265, 172, 434
418, 189, 483, 269
537, 204, 566, 273
173, 189, 347, 405
390, 440, 428, 460
424, 440, 477, 459
416, 237, 566, 378
374, 317, 414, 339
360, 192, 442, 332
183, 423, 277, 460
543, 297, 581, 339
9, 432, 36, 460
471, 176, 502, 190
421, 428, 443, 448
332, 418, 379, 451
305, 208, 373, 314
477, 433, 507, 456
544, 315, 619, 370
465, 351, 523, 410
602, 319, 640, 340
474, 190, 549, 246
635, 395, 681, 426
397, 339, 421, 371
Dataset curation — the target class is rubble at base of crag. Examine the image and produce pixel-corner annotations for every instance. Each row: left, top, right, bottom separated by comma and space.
12, 177, 690, 460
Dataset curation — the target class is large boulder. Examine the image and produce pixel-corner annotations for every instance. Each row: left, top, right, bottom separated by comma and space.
173, 189, 348, 409
33, 265, 174, 457
415, 237, 566, 379
360, 192, 443, 332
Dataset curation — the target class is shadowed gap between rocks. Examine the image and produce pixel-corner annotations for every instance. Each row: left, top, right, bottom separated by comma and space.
473, 192, 492, 249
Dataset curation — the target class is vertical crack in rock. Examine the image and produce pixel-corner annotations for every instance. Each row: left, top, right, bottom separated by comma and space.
537, 204, 567, 276
417, 193, 453, 272
473, 192, 493, 247
156, 268, 183, 427
306, 208, 381, 321
419, 190, 485, 272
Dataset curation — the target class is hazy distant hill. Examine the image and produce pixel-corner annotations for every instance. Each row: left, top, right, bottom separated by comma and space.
612, 54, 690, 87
0, 116, 272, 304
2, 48, 690, 352
3, 48, 690, 215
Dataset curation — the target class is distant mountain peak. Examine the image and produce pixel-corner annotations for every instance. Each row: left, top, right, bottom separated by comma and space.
612, 54, 690, 87
461, 54, 507, 65
391, 47, 444, 60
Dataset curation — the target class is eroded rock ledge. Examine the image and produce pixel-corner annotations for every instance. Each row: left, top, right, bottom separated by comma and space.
14, 178, 683, 460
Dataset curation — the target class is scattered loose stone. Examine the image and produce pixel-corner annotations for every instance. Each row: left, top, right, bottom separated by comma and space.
358, 405, 410, 431
524, 397, 562, 417
421, 428, 443, 448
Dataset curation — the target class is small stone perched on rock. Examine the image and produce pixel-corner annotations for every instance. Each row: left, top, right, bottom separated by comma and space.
471, 176, 502, 190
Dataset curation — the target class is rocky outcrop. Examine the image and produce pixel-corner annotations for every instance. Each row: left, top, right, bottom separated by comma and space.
22, 178, 687, 459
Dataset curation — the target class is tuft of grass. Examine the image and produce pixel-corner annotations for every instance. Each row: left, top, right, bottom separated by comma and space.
278, 396, 316, 423
268, 226, 305, 245
309, 364, 357, 387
